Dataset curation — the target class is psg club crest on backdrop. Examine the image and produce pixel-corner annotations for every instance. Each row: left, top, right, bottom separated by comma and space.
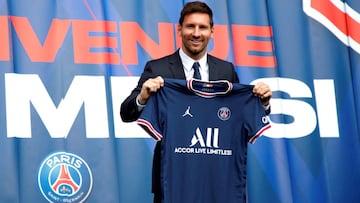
38, 151, 93, 203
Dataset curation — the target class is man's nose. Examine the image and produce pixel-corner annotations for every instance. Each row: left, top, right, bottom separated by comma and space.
192, 27, 201, 37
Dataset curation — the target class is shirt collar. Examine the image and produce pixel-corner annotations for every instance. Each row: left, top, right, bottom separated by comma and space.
179, 48, 208, 72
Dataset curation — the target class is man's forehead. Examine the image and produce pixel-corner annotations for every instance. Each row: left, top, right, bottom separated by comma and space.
182, 13, 211, 25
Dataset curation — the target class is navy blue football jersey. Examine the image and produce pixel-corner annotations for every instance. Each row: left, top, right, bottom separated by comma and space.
137, 79, 271, 203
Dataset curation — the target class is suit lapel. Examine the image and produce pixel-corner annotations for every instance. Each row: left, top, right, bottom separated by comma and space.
208, 55, 219, 81
168, 50, 186, 80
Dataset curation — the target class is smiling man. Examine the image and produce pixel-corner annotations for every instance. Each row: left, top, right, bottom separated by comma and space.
178, 7, 214, 61
120, 1, 272, 203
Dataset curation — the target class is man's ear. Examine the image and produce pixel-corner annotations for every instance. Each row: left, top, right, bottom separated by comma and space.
176, 24, 182, 36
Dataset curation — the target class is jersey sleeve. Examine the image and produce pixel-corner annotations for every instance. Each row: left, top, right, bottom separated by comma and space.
246, 98, 271, 144
137, 93, 164, 141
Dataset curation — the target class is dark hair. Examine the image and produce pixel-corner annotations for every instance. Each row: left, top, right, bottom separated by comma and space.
178, 1, 214, 27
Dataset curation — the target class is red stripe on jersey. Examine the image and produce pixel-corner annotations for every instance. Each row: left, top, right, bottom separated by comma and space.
249, 124, 271, 144
137, 119, 163, 140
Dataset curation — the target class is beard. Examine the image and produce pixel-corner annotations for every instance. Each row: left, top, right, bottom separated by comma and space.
183, 40, 207, 58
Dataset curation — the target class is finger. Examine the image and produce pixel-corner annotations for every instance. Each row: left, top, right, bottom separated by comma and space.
252, 82, 265, 93
253, 87, 265, 96
155, 76, 164, 86
145, 78, 163, 93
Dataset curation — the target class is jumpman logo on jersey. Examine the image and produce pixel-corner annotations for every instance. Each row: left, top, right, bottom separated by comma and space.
182, 106, 193, 117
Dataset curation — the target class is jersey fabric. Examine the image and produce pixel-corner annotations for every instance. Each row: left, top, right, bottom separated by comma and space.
137, 79, 271, 203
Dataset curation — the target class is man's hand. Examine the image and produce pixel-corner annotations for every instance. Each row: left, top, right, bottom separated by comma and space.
137, 76, 164, 105
252, 82, 272, 106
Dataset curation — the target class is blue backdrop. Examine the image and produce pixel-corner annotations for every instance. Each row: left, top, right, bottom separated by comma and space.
0, 0, 359, 202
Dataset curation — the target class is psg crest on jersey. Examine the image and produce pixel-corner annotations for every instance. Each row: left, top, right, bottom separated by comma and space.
217, 107, 231, 121
38, 151, 93, 203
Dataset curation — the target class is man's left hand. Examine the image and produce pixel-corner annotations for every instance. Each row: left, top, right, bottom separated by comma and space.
253, 82, 272, 106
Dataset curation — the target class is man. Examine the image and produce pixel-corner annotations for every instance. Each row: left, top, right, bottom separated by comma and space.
120, 1, 272, 202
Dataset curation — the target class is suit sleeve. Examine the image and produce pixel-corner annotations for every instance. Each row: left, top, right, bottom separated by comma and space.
120, 61, 157, 122
230, 63, 240, 83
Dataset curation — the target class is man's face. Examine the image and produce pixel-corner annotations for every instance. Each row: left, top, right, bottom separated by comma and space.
178, 13, 214, 60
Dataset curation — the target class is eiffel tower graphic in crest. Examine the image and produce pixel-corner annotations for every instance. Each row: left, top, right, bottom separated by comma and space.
52, 165, 79, 195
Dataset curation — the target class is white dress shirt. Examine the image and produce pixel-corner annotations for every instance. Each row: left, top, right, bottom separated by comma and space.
179, 48, 209, 81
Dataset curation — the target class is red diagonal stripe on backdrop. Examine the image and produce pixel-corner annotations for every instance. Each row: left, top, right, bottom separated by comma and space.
311, 0, 360, 44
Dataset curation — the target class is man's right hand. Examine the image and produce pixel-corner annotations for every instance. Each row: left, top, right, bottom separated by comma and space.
137, 76, 164, 105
